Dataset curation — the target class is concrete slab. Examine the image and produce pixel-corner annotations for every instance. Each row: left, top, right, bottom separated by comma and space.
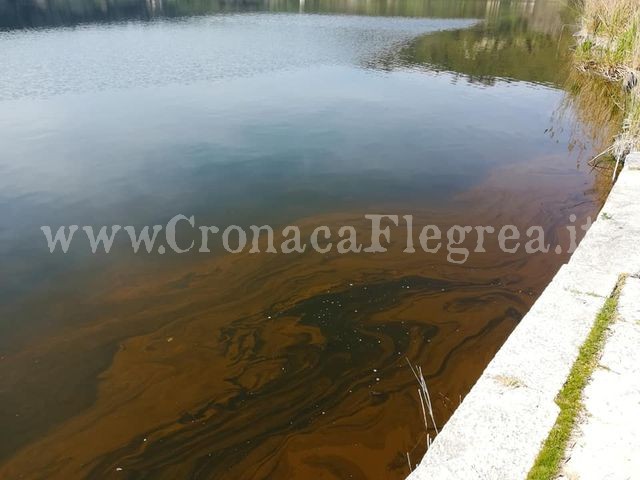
481, 274, 613, 398
568, 169, 640, 276
618, 275, 640, 323
560, 277, 640, 480
409, 379, 559, 480
626, 151, 640, 170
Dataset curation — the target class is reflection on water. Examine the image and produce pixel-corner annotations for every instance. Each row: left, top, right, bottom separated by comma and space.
0, 0, 533, 29
0, 0, 613, 479
561, 67, 627, 161
373, 0, 575, 86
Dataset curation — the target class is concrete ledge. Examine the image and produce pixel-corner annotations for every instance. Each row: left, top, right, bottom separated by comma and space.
560, 277, 640, 480
407, 153, 640, 480
569, 165, 640, 275
618, 274, 640, 321
626, 151, 640, 170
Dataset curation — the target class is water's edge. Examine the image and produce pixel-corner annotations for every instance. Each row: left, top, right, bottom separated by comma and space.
407, 152, 640, 479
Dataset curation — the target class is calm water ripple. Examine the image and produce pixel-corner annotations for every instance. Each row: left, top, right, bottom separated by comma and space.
0, 1, 613, 479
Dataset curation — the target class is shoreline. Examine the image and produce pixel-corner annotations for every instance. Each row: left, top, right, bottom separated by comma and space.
407, 5, 640, 476
574, 0, 640, 161
406, 151, 640, 479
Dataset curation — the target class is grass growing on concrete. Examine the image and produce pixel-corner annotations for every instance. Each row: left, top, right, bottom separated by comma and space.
526, 277, 625, 480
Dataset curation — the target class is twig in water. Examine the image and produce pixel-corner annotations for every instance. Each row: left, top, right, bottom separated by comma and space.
588, 144, 614, 167
406, 358, 439, 435
418, 388, 428, 432
612, 154, 622, 182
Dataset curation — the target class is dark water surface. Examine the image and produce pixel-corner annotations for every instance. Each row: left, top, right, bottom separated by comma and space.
0, 1, 610, 479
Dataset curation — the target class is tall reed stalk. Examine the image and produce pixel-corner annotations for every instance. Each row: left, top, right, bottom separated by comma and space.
574, 0, 640, 160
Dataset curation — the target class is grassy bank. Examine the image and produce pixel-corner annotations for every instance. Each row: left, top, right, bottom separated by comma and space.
526, 277, 625, 480
574, 0, 640, 156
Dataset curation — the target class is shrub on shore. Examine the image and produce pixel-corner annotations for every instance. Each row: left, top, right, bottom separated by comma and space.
575, 0, 640, 153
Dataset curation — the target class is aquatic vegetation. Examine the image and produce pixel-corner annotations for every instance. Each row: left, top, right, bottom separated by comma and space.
574, 0, 640, 156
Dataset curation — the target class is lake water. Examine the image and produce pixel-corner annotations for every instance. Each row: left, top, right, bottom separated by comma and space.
0, 1, 610, 479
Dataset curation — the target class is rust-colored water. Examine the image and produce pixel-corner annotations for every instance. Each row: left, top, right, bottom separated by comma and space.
0, 1, 615, 478
0, 155, 608, 479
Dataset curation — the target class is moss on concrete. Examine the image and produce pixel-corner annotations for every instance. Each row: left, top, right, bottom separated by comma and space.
526, 276, 626, 480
